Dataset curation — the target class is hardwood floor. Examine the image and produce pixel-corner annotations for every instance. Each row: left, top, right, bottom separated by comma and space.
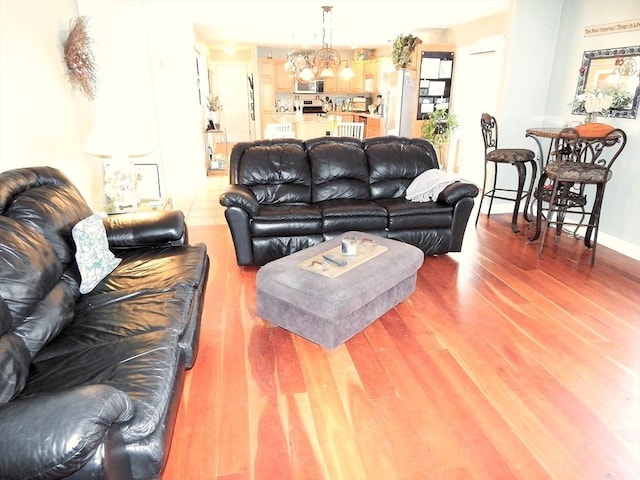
165, 172, 640, 480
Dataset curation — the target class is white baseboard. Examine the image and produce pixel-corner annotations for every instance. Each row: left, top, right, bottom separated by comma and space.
477, 203, 640, 261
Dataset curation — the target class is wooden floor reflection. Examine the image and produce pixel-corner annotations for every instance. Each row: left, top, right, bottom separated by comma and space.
164, 174, 640, 480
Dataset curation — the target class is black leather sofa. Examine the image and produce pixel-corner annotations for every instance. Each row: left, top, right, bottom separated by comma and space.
220, 136, 479, 266
0, 167, 209, 479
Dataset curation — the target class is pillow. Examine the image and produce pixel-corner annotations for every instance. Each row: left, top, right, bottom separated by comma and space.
405, 169, 460, 202
72, 213, 121, 294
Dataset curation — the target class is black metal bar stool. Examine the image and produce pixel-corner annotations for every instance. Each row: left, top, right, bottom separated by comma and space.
475, 113, 537, 233
529, 124, 627, 266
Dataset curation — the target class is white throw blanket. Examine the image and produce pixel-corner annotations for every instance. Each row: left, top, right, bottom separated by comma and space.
405, 169, 460, 202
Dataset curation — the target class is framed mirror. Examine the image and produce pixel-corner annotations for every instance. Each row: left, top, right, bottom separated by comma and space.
572, 45, 640, 119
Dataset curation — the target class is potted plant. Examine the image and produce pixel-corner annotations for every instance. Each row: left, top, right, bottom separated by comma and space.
391, 34, 422, 69
420, 108, 458, 170
207, 95, 223, 130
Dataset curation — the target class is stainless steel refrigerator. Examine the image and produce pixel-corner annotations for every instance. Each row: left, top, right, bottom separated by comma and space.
381, 67, 417, 137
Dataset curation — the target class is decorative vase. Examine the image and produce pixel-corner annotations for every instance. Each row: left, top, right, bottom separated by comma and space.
584, 112, 597, 124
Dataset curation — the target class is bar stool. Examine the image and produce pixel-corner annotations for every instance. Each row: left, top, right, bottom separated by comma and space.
530, 124, 626, 265
475, 113, 537, 233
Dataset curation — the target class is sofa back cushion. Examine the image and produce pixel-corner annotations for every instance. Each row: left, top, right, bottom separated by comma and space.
0, 217, 70, 403
364, 137, 440, 200
307, 138, 370, 203
233, 140, 312, 204
0, 167, 93, 266
0, 217, 63, 326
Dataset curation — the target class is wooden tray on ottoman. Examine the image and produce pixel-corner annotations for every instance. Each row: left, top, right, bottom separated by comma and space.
256, 231, 424, 349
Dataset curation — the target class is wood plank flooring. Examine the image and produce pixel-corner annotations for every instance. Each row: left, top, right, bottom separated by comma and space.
164, 174, 639, 480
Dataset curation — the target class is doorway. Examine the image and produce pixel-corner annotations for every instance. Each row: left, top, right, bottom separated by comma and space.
209, 62, 253, 143
452, 36, 504, 185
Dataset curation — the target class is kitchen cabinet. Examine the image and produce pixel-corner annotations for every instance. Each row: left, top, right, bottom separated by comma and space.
258, 59, 275, 78
347, 60, 365, 93
295, 119, 331, 140
327, 60, 365, 94
258, 59, 276, 136
358, 114, 382, 138
274, 59, 293, 91
364, 59, 380, 93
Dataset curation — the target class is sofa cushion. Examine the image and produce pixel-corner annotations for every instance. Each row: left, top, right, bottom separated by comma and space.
21, 329, 182, 443
0, 167, 93, 266
237, 142, 312, 204
72, 213, 122, 294
91, 244, 208, 295
365, 137, 439, 200
317, 199, 388, 232
250, 204, 323, 236
308, 140, 370, 202
12, 277, 77, 358
0, 217, 63, 325
376, 198, 454, 230
0, 333, 31, 403
34, 287, 196, 362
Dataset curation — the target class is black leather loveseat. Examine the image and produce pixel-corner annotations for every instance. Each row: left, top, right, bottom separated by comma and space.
0, 167, 209, 479
220, 136, 478, 266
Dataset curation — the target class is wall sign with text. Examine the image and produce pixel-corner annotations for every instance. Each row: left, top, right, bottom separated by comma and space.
584, 19, 640, 37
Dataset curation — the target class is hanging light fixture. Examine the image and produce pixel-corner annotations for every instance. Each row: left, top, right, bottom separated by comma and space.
315, 6, 340, 78
284, 33, 317, 84
339, 60, 355, 79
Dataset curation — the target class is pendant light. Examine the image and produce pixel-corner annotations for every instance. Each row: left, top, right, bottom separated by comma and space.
315, 6, 340, 78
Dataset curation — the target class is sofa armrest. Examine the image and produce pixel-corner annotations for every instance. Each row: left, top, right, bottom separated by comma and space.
437, 181, 479, 206
220, 185, 260, 216
0, 385, 133, 479
103, 210, 187, 249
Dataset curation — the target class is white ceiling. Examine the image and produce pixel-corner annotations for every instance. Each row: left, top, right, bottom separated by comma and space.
189, 0, 512, 50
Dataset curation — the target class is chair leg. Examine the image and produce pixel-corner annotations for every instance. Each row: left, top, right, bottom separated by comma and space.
511, 162, 527, 233
529, 173, 547, 242
586, 183, 606, 266
522, 159, 537, 223
475, 160, 489, 226
537, 178, 561, 259
487, 162, 499, 218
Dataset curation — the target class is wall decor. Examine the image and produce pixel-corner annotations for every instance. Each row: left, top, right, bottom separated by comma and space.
63, 16, 97, 100
572, 45, 639, 119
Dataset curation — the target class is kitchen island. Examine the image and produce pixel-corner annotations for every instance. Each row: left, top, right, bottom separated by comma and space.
264, 112, 386, 140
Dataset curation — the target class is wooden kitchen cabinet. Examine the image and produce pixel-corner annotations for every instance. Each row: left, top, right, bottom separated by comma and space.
364, 58, 380, 93
358, 115, 382, 138
348, 60, 365, 93
258, 59, 275, 78
274, 59, 293, 91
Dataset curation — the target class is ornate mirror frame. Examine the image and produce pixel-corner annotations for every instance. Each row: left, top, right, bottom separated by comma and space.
572, 45, 640, 119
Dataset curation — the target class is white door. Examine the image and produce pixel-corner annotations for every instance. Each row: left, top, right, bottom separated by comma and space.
210, 63, 253, 143
452, 37, 504, 185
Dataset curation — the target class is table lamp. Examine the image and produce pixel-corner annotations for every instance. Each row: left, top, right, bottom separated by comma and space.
84, 117, 154, 209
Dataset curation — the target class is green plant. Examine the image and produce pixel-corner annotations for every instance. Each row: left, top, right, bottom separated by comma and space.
207, 95, 223, 112
420, 109, 458, 168
391, 34, 422, 69
420, 109, 458, 148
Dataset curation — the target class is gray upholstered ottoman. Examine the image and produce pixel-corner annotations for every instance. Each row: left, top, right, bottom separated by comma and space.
256, 231, 424, 349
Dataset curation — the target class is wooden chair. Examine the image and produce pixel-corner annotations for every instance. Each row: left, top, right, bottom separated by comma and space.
475, 113, 537, 233
530, 124, 627, 265
336, 122, 365, 140
264, 123, 294, 139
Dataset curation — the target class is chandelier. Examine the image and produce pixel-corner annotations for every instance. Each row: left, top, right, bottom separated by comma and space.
284, 6, 353, 83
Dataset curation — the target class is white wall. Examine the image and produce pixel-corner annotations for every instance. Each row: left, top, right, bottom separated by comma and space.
78, 0, 206, 199
0, 0, 101, 208
448, 0, 639, 259
546, 0, 640, 255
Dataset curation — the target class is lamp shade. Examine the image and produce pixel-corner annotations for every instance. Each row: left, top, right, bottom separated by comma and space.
85, 114, 154, 159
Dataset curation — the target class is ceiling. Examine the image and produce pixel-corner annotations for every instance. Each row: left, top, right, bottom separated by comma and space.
189, 0, 512, 51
